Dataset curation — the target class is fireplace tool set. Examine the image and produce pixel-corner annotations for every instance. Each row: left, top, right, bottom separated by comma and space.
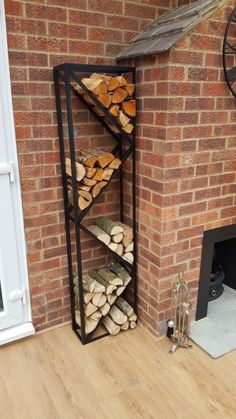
167, 271, 192, 353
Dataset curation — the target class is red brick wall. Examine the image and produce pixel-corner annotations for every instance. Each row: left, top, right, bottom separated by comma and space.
5, 0, 176, 330
135, 0, 235, 335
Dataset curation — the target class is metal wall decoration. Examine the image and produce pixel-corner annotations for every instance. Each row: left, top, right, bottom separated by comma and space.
53, 64, 137, 344
223, 6, 236, 99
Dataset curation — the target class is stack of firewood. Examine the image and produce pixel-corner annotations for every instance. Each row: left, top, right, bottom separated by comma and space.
88, 216, 134, 264
103, 297, 137, 336
65, 152, 121, 210
74, 73, 136, 134
74, 260, 136, 334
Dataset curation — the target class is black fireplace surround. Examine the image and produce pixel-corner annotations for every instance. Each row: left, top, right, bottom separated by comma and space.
196, 223, 236, 320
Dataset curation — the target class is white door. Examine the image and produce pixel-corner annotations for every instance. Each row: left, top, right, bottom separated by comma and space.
0, 1, 34, 343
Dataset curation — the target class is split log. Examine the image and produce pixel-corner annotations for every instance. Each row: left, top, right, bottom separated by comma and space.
75, 311, 98, 334
90, 73, 112, 86
103, 315, 120, 335
85, 302, 98, 317
112, 87, 128, 104
102, 168, 113, 181
82, 177, 97, 187
129, 313, 137, 322
107, 260, 131, 286
100, 302, 110, 316
81, 77, 107, 95
108, 77, 119, 92
98, 93, 112, 109
92, 292, 103, 307
92, 181, 107, 198
87, 225, 111, 246
116, 286, 125, 296
97, 153, 114, 168
116, 297, 133, 317
116, 222, 133, 247
90, 270, 116, 295
124, 84, 135, 96
108, 159, 121, 170
116, 75, 127, 87
89, 310, 102, 321
122, 100, 136, 118
78, 155, 97, 168
125, 242, 134, 253
97, 268, 123, 286
120, 321, 129, 331
116, 244, 124, 256
97, 294, 107, 308
79, 196, 90, 211
93, 168, 104, 181
65, 158, 86, 182
108, 242, 118, 252
78, 189, 92, 202
77, 184, 91, 192
129, 321, 137, 329
109, 305, 127, 325
123, 252, 134, 264
109, 104, 119, 117
107, 294, 117, 305
122, 123, 134, 134
82, 274, 96, 292
95, 216, 124, 235
83, 291, 94, 304
117, 110, 130, 127
85, 167, 97, 178
111, 232, 123, 243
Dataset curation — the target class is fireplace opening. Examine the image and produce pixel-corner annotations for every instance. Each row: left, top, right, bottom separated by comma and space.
196, 224, 236, 321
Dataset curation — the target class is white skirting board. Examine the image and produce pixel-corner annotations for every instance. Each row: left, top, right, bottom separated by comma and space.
0, 323, 35, 346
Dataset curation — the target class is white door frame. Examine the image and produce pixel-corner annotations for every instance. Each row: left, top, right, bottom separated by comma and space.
0, 0, 34, 344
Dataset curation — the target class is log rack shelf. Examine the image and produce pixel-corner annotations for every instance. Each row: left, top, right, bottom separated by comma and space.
53, 63, 137, 344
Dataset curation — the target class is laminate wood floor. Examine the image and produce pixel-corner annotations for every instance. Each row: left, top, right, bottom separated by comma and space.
0, 324, 236, 419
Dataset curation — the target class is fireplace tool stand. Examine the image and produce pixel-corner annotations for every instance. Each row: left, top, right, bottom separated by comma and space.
168, 271, 192, 353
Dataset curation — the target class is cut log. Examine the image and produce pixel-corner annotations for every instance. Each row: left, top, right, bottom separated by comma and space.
111, 232, 123, 243
103, 315, 120, 335
85, 302, 97, 317
107, 294, 117, 305
116, 286, 125, 296
85, 167, 97, 179
108, 242, 118, 252
116, 297, 134, 317
120, 321, 129, 331
117, 110, 130, 127
116, 75, 128, 87
92, 292, 103, 307
65, 158, 86, 182
129, 321, 137, 329
123, 252, 134, 264
98, 268, 123, 286
109, 305, 127, 325
93, 168, 104, 181
75, 311, 98, 334
98, 93, 112, 109
97, 153, 114, 168
90, 73, 112, 86
108, 158, 121, 170
82, 177, 97, 187
124, 84, 135, 96
82, 274, 96, 292
122, 100, 136, 118
78, 189, 92, 202
89, 310, 102, 321
125, 242, 134, 253
107, 260, 131, 286
90, 270, 116, 295
87, 225, 111, 246
129, 313, 137, 322
112, 87, 128, 104
95, 216, 124, 235
108, 77, 119, 92
109, 104, 119, 117
102, 168, 113, 181
78, 184, 91, 192
122, 123, 134, 134
97, 294, 107, 308
100, 302, 110, 316
81, 77, 107, 95
92, 181, 107, 198
83, 291, 94, 304
116, 223, 133, 247
79, 196, 90, 211
116, 243, 124, 256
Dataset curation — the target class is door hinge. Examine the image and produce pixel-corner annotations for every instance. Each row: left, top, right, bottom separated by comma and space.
0, 162, 15, 183
9, 288, 26, 305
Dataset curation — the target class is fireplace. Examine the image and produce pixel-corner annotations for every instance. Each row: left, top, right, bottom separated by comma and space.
196, 224, 236, 321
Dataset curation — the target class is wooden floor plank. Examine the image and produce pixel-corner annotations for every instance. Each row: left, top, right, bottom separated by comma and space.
0, 325, 236, 419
